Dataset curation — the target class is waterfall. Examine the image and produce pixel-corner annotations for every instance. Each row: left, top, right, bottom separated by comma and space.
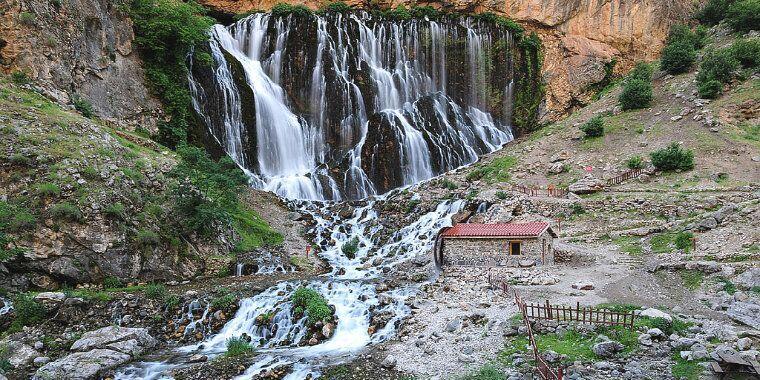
189, 12, 516, 200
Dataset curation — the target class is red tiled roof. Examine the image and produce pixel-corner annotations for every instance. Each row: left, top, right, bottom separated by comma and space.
441, 222, 551, 238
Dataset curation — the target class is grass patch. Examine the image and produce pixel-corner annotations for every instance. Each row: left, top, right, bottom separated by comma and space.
211, 289, 237, 309
232, 209, 283, 251
291, 287, 333, 326
7, 293, 46, 332
145, 283, 168, 300
458, 365, 507, 380
671, 352, 705, 380
715, 276, 737, 295
614, 236, 643, 256
466, 156, 517, 183
225, 336, 253, 357
679, 270, 704, 291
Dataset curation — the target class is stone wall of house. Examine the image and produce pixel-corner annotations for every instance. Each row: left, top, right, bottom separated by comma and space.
442, 231, 553, 267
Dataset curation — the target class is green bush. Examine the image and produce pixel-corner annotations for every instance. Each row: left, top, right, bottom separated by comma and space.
49, 202, 83, 222
72, 96, 94, 118
628, 62, 653, 82
341, 236, 360, 259
18, 12, 36, 25
619, 78, 653, 110
11, 71, 30, 85
571, 203, 585, 215
697, 0, 733, 25
698, 48, 740, 84
675, 231, 694, 252
495, 191, 508, 200
145, 283, 167, 300
698, 79, 723, 99
650, 143, 694, 172
136, 229, 160, 247
726, 0, 760, 33
103, 276, 123, 289
37, 182, 61, 197
660, 40, 696, 74
666, 24, 707, 50
410, 5, 442, 20
580, 116, 604, 138
225, 337, 253, 357
319, 1, 351, 14
271, 2, 312, 17
211, 289, 237, 309
383, 5, 411, 20
440, 179, 458, 190
9, 293, 46, 332
129, 0, 215, 148
104, 202, 127, 220
473, 13, 524, 36
732, 38, 760, 68
291, 287, 333, 326
625, 156, 645, 170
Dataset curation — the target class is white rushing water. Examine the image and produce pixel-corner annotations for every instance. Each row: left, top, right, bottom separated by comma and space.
189, 12, 515, 201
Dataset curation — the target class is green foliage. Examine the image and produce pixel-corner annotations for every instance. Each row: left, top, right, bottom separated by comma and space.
271, 2, 312, 17
732, 38, 760, 68
341, 236, 360, 259
145, 283, 168, 300
650, 143, 694, 172
211, 289, 237, 309
674, 231, 694, 252
72, 96, 94, 118
726, 0, 760, 33
225, 336, 253, 357
319, 1, 351, 14
619, 78, 653, 110
671, 351, 705, 379
625, 155, 645, 170
409, 5, 441, 20
164, 294, 180, 309
680, 270, 704, 290
697, 0, 733, 25
667, 24, 707, 50
698, 48, 740, 85
473, 13, 524, 36
291, 287, 333, 326
698, 79, 723, 99
136, 229, 160, 247
104, 202, 127, 220
232, 209, 283, 251
405, 198, 421, 212
8, 293, 46, 332
18, 11, 36, 25
11, 71, 30, 85
628, 62, 653, 82
440, 179, 458, 190
660, 40, 697, 75
512, 32, 544, 133
103, 276, 123, 289
580, 115, 604, 138
49, 202, 83, 222
458, 365, 506, 380
383, 5, 411, 20
570, 203, 585, 215
495, 191, 508, 200
128, 0, 215, 148
37, 182, 61, 197
717, 276, 737, 294
466, 156, 517, 183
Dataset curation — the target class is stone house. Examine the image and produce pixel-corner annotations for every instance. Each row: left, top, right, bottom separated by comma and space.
434, 222, 557, 267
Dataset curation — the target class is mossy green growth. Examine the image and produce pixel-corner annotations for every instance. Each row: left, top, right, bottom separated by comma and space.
466, 156, 517, 183
291, 287, 333, 326
458, 365, 507, 380
7, 293, 46, 332
225, 336, 254, 357
679, 269, 704, 290
271, 2, 313, 17
512, 32, 544, 133
671, 351, 705, 380
233, 209, 284, 251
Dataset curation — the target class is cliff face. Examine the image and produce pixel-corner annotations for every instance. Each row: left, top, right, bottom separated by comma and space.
0, 0, 163, 130
198, 0, 696, 121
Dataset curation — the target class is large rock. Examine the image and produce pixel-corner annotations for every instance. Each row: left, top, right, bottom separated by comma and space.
640, 308, 672, 322
3, 340, 39, 367
568, 175, 605, 194
70, 326, 157, 355
734, 269, 760, 291
33, 349, 131, 380
593, 340, 624, 358
726, 302, 760, 329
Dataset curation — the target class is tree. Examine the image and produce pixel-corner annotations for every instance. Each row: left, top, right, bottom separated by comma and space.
619, 79, 653, 110
726, 0, 760, 33
650, 143, 694, 172
660, 40, 697, 75
580, 116, 604, 138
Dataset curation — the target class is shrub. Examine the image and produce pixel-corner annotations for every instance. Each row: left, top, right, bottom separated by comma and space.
410, 5, 441, 20
619, 79, 653, 110
37, 182, 61, 197
732, 38, 760, 68
49, 202, 83, 222
495, 191, 508, 200
271, 2, 312, 17
8, 210, 36, 232
291, 287, 333, 326
18, 11, 36, 25
103, 202, 127, 220
440, 179, 458, 190
571, 203, 585, 215
384, 5, 411, 20
103, 276, 123, 289
660, 40, 696, 75
650, 143, 694, 172
211, 289, 237, 309
580, 116, 604, 138
698, 79, 723, 99
9, 293, 46, 332
136, 229, 160, 247
627, 62, 653, 82
341, 236, 360, 259
465, 156, 517, 183
319, 1, 351, 14
225, 337, 253, 357
72, 96, 94, 118
698, 48, 740, 84
675, 231, 694, 252
625, 156, 645, 170
726, 0, 760, 33
11, 71, 30, 85
697, 0, 733, 25
145, 283, 167, 300
459, 365, 506, 380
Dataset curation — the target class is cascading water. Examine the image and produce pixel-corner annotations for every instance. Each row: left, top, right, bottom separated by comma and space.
189, 11, 516, 201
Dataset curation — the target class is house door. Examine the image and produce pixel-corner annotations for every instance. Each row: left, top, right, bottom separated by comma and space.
510, 241, 521, 255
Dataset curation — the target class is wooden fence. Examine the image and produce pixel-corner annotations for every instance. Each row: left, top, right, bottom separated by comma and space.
513, 290, 564, 380
514, 185, 569, 198
522, 300, 636, 328
606, 168, 643, 186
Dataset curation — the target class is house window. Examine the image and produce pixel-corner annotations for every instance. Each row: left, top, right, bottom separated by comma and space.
509, 241, 521, 255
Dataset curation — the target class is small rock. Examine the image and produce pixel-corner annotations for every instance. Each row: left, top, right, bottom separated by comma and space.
737, 337, 752, 351
33, 356, 50, 366
571, 281, 594, 290
187, 354, 208, 363
381, 356, 397, 368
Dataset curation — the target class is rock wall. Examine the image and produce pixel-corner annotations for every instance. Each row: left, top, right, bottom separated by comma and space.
197, 0, 696, 121
442, 234, 553, 267
0, 0, 163, 130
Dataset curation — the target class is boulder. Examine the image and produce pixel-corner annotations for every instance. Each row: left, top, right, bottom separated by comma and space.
34, 292, 66, 303
640, 308, 672, 322
593, 341, 624, 358
571, 281, 594, 290
638, 333, 653, 346
550, 151, 570, 162
381, 355, 397, 368
33, 349, 131, 380
445, 318, 462, 333
4, 341, 39, 367
548, 162, 566, 174
734, 269, 760, 291
70, 326, 157, 354
727, 302, 760, 329
647, 328, 665, 339
568, 175, 605, 194
737, 337, 752, 351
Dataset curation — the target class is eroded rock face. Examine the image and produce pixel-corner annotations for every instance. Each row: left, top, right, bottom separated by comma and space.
0, 0, 162, 130
196, 0, 694, 120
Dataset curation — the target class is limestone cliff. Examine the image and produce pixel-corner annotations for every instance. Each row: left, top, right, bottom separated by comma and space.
0, 0, 163, 130
197, 0, 696, 121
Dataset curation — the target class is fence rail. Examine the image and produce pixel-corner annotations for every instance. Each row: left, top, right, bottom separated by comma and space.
523, 300, 636, 328
514, 185, 569, 198
606, 168, 643, 186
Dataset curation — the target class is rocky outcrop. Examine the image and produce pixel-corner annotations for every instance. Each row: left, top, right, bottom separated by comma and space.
196, 0, 695, 120
0, 0, 162, 130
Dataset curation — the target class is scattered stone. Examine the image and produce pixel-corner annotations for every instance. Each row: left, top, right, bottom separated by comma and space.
381, 355, 397, 369
647, 328, 665, 339
737, 337, 752, 351
638, 334, 653, 346
445, 318, 462, 333
571, 281, 594, 290
33, 357, 50, 366
568, 175, 605, 194
187, 354, 208, 363
727, 302, 760, 329
593, 341, 625, 358
734, 269, 760, 291
34, 292, 66, 303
